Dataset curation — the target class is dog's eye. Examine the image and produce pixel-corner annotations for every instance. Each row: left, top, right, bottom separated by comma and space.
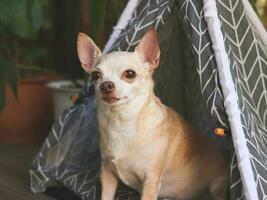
124, 70, 136, 79
91, 71, 101, 81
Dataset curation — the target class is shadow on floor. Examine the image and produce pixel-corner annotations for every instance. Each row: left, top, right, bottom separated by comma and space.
0, 144, 80, 200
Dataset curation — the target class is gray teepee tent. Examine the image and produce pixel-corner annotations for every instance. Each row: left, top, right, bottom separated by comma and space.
30, 0, 267, 199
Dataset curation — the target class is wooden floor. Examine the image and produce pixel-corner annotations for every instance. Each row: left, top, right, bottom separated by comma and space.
0, 144, 54, 200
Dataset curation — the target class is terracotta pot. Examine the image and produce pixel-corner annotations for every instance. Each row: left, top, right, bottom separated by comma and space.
0, 75, 59, 144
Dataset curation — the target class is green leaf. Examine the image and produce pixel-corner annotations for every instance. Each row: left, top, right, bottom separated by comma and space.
20, 46, 47, 65
0, 57, 12, 84
0, 57, 9, 112
0, 22, 8, 36
31, 0, 43, 33
7, 63, 18, 99
0, 85, 5, 112
0, 56, 18, 99
0, 0, 43, 39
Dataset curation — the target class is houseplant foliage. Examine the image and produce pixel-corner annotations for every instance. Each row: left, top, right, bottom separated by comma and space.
88, 0, 127, 46
0, 0, 44, 112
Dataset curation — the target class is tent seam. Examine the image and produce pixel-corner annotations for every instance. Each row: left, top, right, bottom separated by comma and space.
202, 0, 259, 200
103, 0, 139, 53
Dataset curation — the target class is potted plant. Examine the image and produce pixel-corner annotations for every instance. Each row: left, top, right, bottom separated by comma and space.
0, 0, 58, 144
47, 79, 84, 119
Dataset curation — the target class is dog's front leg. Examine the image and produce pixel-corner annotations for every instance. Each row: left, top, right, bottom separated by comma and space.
209, 176, 228, 200
100, 164, 118, 200
141, 174, 161, 200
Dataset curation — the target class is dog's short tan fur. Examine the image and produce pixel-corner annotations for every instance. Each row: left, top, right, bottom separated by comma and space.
77, 29, 228, 200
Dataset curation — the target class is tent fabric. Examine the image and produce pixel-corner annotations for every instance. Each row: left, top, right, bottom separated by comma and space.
103, 0, 139, 54
216, 0, 267, 199
30, 0, 267, 199
203, 0, 259, 199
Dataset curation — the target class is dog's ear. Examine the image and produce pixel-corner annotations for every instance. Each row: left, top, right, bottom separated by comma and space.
135, 28, 160, 69
77, 33, 102, 73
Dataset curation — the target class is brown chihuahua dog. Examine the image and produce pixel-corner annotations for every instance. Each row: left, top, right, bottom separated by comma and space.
77, 28, 228, 200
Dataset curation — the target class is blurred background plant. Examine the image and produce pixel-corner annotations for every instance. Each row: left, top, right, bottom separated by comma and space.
0, 0, 48, 111
0, 0, 127, 112
0, 0, 127, 144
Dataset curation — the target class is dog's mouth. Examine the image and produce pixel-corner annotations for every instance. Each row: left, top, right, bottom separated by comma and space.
101, 94, 128, 104
102, 96, 120, 104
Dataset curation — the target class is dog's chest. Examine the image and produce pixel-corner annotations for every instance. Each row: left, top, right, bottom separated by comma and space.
109, 151, 144, 191
98, 111, 145, 190
99, 111, 136, 154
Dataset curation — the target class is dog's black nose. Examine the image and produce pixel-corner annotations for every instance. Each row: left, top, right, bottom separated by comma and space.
100, 81, 115, 94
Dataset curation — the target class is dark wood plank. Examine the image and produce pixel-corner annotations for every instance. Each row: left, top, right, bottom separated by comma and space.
0, 144, 53, 200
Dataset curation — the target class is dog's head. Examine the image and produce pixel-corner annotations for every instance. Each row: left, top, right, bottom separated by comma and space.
77, 28, 160, 106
